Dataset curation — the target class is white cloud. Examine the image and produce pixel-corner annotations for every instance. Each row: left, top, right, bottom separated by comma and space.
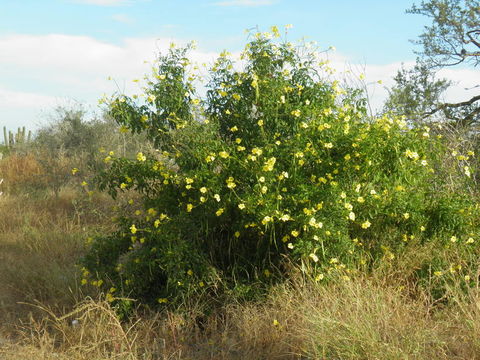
0, 33, 218, 130
213, 0, 276, 6
0, 87, 59, 109
111, 13, 134, 24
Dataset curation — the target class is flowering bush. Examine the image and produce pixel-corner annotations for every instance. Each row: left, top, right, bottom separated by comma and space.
82, 28, 480, 307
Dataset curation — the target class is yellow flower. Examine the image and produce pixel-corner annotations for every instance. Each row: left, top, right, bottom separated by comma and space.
252, 148, 263, 156
205, 154, 215, 162
273, 319, 280, 327
280, 214, 292, 221
120, 183, 127, 189
238, 203, 246, 210
324, 142, 333, 149
263, 157, 276, 172
257, 119, 264, 126
187, 269, 193, 276
71, 168, 79, 175
226, 177, 236, 189
403, 213, 410, 219
466, 237, 475, 244
234, 231, 240, 238
186, 204, 193, 212
291, 109, 301, 117
434, 271, 443, 277
405, 149, 419, 160
361, 220, 371, 229
158, 298, 168, 304
309, 253, 319, 262
262, 216, 273, 225
216, 208, 224, 216
136, 152, 147, 162
261, 186, 268, 193
130, 224, 137, 234
291, 230, 299, 237
357, 196, 365, 203
200, 196, 206, 203
450, 236, 457, 243
230, 126, 238, 132
214, 194, 221, 202
219, 151, 230, 158
200, 187, 207, 193
348, 212, 356, 221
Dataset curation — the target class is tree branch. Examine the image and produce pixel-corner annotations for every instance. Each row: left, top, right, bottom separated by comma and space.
422, 94, 480, 124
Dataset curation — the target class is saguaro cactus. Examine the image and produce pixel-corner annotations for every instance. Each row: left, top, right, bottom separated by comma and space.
3, 126, 31, 148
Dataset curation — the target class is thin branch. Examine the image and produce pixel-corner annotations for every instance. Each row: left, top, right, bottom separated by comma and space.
466, 30, 480, 49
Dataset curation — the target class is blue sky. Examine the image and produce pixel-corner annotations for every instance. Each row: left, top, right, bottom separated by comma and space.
0, 0, 478, 132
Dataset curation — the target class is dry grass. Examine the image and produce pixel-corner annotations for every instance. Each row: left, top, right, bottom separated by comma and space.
0, 186, 114, 326
0, 153, 44, 193
3, 276, 480, 359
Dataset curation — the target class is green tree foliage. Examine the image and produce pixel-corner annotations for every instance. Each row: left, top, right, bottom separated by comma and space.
384, 62, 451, 120
81, 29, 480, 308
407, 0, 480, 123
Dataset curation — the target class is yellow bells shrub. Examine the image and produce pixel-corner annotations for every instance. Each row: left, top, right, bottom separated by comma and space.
83, 29, 480, 310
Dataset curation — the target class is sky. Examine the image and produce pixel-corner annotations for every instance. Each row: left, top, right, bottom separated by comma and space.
0, 0, 479, 133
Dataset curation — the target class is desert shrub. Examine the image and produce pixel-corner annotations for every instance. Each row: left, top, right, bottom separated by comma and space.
82, 28, 480, 307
